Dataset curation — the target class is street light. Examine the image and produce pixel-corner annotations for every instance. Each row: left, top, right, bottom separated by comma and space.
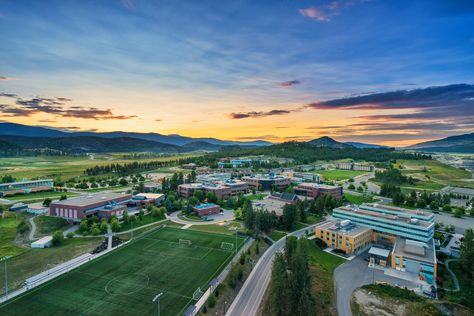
1, 256, 11, 298
152, 292, 163, 316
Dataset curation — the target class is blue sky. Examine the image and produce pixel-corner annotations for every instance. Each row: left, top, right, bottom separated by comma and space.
0, 0, 473, 145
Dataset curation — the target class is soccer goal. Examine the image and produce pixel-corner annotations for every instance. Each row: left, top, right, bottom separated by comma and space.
220, 242, 234, 251
192, 287, 204, 300
179, 239, 192, 247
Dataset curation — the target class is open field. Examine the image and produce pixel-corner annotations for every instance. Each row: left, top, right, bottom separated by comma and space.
0, 237, 102, 295
395, 159, 474, 190
343, 192, 374, 205
34, 216, 70, 236
314, 169, 367, 181
0, 227, 245, 316
4, 191, 79, 202
0, 153, 202, 181
0, 212, 30, 257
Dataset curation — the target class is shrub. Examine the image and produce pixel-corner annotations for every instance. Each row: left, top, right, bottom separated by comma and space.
207, 294, 216, 308
52, 230, 64, 246
66, 232, 74, 239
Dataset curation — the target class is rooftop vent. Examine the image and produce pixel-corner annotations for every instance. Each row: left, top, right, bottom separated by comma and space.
409, 218, 419, 225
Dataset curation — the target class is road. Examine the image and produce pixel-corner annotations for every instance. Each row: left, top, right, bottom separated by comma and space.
334, 255, 417, 316
433, 212, 474, 234
226, 221, 328, 316
28, 216, 37, 240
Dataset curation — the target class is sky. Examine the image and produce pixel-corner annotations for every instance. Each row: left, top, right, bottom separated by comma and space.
0, 0, 473, 146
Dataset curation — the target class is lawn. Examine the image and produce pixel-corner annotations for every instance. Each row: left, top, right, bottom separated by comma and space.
187, 222, 245, 235
269, 230, 287, 241
118, 213, 166, 232
5, 191, 79, 202
0, 227, 245, 316
343, 192, 374, 205
0, 237, 102, 295
0, 213, 29, 257
315, 169, 367, 181
34, 216, 70, 237
395, 159, 474, 189
305, 239, 345, 316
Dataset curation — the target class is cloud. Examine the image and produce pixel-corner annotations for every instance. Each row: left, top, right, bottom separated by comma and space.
0, 76, 17, 81
121, 0, 135, 10
0, 93, 17, 98
0, 94, 137, 120
299, 1, 366, 22
229, 109, 292, 119
279, 80, 301, 88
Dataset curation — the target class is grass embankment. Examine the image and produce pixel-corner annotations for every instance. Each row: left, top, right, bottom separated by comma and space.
187, 221, 244, 235
118, 213, 166, 232
34, 216, 70, 236
5, 191, 79, 202
314, 169, 368, 181
305, 239, 345, 316
439, 261, 474, 311
0, 213, 29, 257
269, 231, 287, 241
0, 237, 102, 295
343, 193, 374, 205
395, 159, 473, 190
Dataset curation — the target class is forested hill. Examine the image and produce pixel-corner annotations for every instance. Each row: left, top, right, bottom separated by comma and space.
209, 142, 430, 164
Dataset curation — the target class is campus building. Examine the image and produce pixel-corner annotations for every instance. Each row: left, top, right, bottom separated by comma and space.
292, 172, 320, 183
193, 203, 221, 216
294, 183, 343, 199
332, 203, 435, 243
315, 220, 373, 255
218, 158, 253, 168
178, 182, 232, 200
241, 173, 291, 191
49, 193, 132, 221
337, 162, 375, 172
0, 179, 54, 197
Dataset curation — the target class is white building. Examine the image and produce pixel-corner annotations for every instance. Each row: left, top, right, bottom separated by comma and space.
31, 236, 53, 249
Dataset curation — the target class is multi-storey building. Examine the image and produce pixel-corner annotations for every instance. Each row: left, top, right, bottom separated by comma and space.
392, 238, 437, 284
332, 203, 435, 243
241, 174, 291, 191
315, 220, 373, 255
0, 179, 54, 197
193, 203, 221, 216
336, 162, 374, 172
293, 172, 320, 183
49, 193, 132, 221
178, 183, 232, 199
221, 179, 249, 196
294, 183, 343, 199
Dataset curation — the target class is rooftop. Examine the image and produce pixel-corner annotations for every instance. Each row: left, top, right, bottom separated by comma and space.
252, 197, 291, 216
392, 238, 436, 264
51, 193, 131, 207
194, 203, 219, 209
242, 174, 289, 181
0, 179, 53, 187
296, 182, 340, 189
362, 203, 434, 219
318, 220, 371, 237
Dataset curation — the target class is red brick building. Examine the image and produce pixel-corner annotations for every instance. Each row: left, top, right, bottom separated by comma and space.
294, 183, 343, 199
193, 203, 221, 216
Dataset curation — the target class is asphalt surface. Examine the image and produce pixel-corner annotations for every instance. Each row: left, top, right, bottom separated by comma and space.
334, 254, 417, 316
226, 221, 328, 316
433, 212, 474, 234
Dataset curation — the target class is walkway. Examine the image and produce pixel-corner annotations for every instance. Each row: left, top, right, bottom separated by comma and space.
443, 259, 460, 292
27, 216, 37, 241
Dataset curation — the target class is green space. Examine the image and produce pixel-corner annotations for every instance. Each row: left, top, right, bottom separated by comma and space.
439, 261, 474, 310
269, 230, 287, 241
119, 213, 167, 232
34, 216, 70, 236
245, 193, 267, 200
187, 222, 244, 235
0, 227, 245, 316
306, 215, 324, 225
5, 191, 79, 202
0, 213, 29, 257
0, 238, 102, 295
343, 192, 374, 204
83, 185, 129, 193
314, 169, 367, 181
395, 159, 474, 189
178, 213, 206, 222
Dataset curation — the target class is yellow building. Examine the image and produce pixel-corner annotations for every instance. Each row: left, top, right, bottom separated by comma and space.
315, 220, 372, 255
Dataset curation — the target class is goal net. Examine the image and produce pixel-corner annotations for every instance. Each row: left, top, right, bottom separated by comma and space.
220, 242, 234, 251
192, 287, 204, 300
179, 239, 192, 246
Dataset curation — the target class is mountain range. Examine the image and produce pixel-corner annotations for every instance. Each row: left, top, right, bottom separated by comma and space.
406, 132, 474, 153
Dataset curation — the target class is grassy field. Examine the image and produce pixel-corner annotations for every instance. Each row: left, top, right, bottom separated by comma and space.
395, 159, 474, 190
34, 216, 70, 237
0, 213, 30, 257
343, 192, 374, 205
0, 237, 102, 294
187, 222, 245, 235
0, 153, 202, 181
269, 230, 287, 241
0, 227, 245, 316
305, 239, 345, 316
5, 191, 79, 202
315, 169, 368, 181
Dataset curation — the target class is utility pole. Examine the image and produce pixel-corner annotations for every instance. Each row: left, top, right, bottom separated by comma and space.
153, 292, 163, 316
1, 256, 11, 298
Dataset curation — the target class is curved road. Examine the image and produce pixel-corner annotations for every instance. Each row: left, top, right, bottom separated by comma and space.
226, 221, 329, 316
28, 216, 37, 240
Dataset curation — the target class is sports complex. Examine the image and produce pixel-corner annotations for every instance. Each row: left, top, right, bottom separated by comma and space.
0, 226, 245, 316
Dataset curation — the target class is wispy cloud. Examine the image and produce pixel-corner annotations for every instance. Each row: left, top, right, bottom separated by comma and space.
121, 0, 135, 10
299, 1, 366, 22
279, 80, 301, 88
0, 94, 137, 120
229, 109, 292, 119
0, 76, 17, 81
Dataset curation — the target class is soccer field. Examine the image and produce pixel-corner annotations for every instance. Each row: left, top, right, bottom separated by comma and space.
0, 227, 245, 316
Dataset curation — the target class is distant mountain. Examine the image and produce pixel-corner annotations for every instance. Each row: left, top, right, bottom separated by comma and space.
308, 136, 353, 148
0, 135, 184, 154
0, 122, 272, 147
407, 133, 474, 153
345, 142, 387, 149
181, 141, 222, 152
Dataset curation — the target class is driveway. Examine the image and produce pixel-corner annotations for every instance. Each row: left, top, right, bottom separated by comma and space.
168, 209, 235, 226
434, 213, 474, 234
334, 254, 418, 316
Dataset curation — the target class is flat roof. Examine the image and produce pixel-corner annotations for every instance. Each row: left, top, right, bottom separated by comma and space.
252, 197, 291, 216
134, 193, 164, 199
369, 247, 391, 258
296, 183, 340, 189
194, 203, 219, 209
317, 220, 371, 237
335, 205, 433, 228
32, 236, 52, 245
242, 174, 290, 181
392, 238, 436, 264
0, 179, 53, 187
51, 193, 131, 207
362, 203, 434, 218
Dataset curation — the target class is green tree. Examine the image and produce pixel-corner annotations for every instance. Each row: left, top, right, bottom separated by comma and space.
52, 230, 64, 246
79, 219, 88, 234
100, 219, 108, 233
43, 198, 52, 207
111, 218, 120, 232
91, 223, 100, 235
122, 210, 129, 224
460, 229, 474, 283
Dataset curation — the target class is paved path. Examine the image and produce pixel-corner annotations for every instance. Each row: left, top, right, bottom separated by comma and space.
28, 216, 37, 240
334, 255, 418, 316
107, 224, 112, 250
226, 221, 328, 316
443, 259, 460, 292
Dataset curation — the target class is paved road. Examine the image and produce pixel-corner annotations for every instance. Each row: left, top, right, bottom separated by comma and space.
334, 255, 417, 316
226, 221, 328, 316
28, 216, 37, 240
434, 213, 474, 234
168, 210, 235, 226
